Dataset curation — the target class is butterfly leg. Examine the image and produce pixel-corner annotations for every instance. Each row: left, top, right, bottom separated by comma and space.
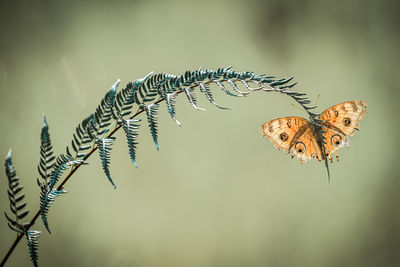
335, 151, 339, 162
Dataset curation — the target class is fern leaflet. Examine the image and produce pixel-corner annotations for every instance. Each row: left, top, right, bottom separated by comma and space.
226, 79, 249, 96
114, 72, 153, 118
4, 150, 29, 232
4, 150, 42, 267
165, 93, 181, 126
93, 80, 118, 135
184, 87, 205, 111
215, 79, 241, 97
199, 82, 229, 110
37, 115, 55, 186
122, 119, 140, 168
26, 230, 40, 267
70, 113, 98, 159
143, 103, 160, 150
96, 136, 116, 188
48, 153, 82, 191
38, 182, 67, 233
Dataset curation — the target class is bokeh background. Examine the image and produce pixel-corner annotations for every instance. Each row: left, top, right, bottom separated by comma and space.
0, 0, 399, 266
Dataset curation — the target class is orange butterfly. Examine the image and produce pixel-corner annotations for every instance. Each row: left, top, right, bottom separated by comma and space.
260, 101, 367, 163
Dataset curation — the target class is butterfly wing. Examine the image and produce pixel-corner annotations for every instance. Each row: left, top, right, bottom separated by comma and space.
261, 116, 323, 163
260, 116, 309, 151
289, 126, 324, 163
319, 100, 367, 161
261, 101, 367, 164
321, 126, 349, 162
319, 100, 367, 136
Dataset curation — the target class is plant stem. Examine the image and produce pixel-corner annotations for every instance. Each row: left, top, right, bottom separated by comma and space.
1, 77, 302, 266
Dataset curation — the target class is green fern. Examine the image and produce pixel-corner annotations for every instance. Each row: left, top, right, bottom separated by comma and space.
114, 72, 153, 118
1, 66, 332, 266
4, 150, 29, 233
93, 80, 119, 135
165, 92, 180, 126
183, 87, 205, 111
38, 184, 66, 233
36, 117, 81, 233
199, 82, 228, 109
26, 230, 41, 267
4, 150, 41, 267
97, 136, 116, 188
37, 115, 55, 186
143, 103, 160, 150
122, 119, 140, 168
48, 153, 82, 191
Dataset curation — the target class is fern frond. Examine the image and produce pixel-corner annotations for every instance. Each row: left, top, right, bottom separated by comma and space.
226, 79, 249, 96
114, 72, 153, 118
38, 180, 67, 233
26, 230, 40, 267
165, 93, 181, 126
93, 80, 119, 135
4, 150, 29, 231
134, 73, 162, 105
184, 87, 205, 111
48, 153, 82, 191
122, 119, 140, 168
239, 79, 263, 91
70, 114, 97, 159
134, 66, 330, 179
38, 115, 55, 188
143, 103, 160, 150
215, 80, 241, 97
199, 82, 229, 110
96, 137, 116, 188
0, 66, 334, 267
4, 213, 24, 234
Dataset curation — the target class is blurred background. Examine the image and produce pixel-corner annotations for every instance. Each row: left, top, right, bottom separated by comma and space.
0, 0, 399, 266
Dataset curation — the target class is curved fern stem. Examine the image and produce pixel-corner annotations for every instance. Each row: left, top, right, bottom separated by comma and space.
1, 67, 328, 266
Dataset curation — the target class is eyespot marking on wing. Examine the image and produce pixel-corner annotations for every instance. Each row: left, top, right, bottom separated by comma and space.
343, 117, 352, 126
280, 132, 289, 142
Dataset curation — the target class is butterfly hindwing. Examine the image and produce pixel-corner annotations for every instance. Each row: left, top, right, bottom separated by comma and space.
289, 127, 323, 163
321, 126, 349, 162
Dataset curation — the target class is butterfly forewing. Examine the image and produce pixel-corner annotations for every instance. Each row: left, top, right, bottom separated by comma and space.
319, 100, 367, 136
260, 116, 309, 151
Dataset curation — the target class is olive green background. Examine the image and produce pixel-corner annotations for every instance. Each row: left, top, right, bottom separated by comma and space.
0, 0, 399, 266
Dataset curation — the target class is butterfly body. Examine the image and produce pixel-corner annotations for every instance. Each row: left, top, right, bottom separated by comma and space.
260, 101, 367, 163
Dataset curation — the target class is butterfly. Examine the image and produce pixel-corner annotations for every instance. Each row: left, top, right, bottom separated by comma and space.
260, 100, 367, 163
